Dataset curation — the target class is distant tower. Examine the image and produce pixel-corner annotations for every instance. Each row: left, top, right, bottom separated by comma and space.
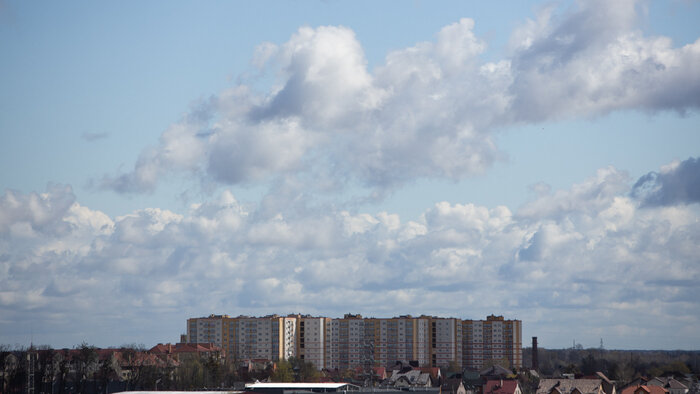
532, 337, 539, 371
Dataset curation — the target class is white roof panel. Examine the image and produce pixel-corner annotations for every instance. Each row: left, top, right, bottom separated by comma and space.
246, 383, 356, 389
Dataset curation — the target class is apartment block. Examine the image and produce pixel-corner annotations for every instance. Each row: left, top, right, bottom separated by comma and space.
462, 315, 522, 370
298, 316, 329, 369
188, 314, 299, 362
430, 317, 462, 368
187, 314, 224, 345
187, 314, 521, 371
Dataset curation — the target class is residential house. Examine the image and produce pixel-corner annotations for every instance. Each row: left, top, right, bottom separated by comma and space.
484, 380, 522, 394
538, 374, 616, 394
647, 377, 689, 394
383, 368, 435, 388
620, 385, 669, 394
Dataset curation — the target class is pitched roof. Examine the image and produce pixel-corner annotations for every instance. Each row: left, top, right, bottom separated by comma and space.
481, 365, 514, 377
148, 342, 223, 355
666, 379, 689, 390
387, 369, 432, 386
596, 372, 613, 385
537, 379, 603, 394
485, 380, 520, 394
626, 385, 669, 394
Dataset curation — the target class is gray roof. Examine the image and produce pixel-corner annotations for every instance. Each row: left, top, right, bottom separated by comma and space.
388, 369, 432, 386
537, 379, 603, 394
480, 365, 513, 376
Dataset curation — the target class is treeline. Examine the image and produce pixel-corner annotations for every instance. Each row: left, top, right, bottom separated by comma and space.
1, 343, 355, 394
0, 343, 241, 394
522, 347, 700, 381
4, 343, 699, 393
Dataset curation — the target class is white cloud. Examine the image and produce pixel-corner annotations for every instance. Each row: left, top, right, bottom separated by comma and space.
632, 156, 700, 206
6, 0, 700, 348
99, 1, 699, 195
7, 157, 700, 347
509, 0, 700, 121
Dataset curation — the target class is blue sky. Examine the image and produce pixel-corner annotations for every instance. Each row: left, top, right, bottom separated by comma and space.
1, 0, 699, 350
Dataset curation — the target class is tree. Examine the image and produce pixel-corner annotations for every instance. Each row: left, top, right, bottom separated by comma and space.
222, 356, 240, 387
581, 354, 598, 376
518, 369, 540, 394
662, 361, 691, 376
271, 359, 294, 382
341, 368, 356, 382
483, 357, 511, 370
299, 360, 320, 382
36, 347, 57, 394
74, 342, 98, 394
96, 357, 116, 394
56, 351, 70, 394
562, 363, 580, 375
176, 358, 204, 389
447, 360, 462, 374
204, 355, 223, 388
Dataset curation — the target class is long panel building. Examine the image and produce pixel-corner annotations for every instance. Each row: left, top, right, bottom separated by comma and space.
186, 314, 521, 371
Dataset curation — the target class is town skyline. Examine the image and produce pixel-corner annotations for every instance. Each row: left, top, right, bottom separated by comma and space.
1, 0, 699, 350
2, 311, 696, 353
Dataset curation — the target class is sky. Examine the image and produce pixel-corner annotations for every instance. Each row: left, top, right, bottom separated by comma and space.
1, 0, 699, 351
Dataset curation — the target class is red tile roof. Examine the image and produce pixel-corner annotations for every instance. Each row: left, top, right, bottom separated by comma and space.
621, 385, 669, 394
148, 342, 223, 356
485, 380, 520, 394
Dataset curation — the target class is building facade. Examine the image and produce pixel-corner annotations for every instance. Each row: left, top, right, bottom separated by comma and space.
462, 315, 522, 370
186, 314, 521, 371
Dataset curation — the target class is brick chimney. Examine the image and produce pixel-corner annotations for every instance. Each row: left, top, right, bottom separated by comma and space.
532, 337, 539, 371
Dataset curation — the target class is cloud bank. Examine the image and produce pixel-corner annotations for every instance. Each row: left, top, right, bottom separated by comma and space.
99, 0, 700, 195
3, 0, 699, 349
3, 159, 700, 347
632, 156, 700, 206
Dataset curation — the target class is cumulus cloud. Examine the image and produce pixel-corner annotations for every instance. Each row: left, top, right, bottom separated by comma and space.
518, 166, 631, 220
98, 1, 700, 195
0, 184, 80, 237
4, 157, 700, 347
631, 156, 700, 206
509, 0, 700, 121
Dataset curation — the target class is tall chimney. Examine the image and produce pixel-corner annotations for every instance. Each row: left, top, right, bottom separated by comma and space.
532, 337, 539, 371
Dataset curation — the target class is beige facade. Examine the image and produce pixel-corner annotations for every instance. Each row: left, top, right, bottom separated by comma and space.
298, 317, 328, 369
187, 314, 224, 346
187, 313, 522, 370
462, 315, 522, 370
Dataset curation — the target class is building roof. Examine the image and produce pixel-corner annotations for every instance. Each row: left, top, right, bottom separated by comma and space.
647, 378, 689, 391
481, 365, 514, 377
596, 373, 613, 385
388, 369, 433, 386
148, 342, 223, 355
666, 379, 689, 390
620, 385, 669, 394
484, 380, 520, 394
537, 379, 603, 394
246, 383, 360, 390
